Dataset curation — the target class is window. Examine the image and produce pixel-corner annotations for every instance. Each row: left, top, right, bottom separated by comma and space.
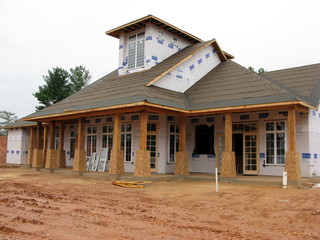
266, 121, 286, 164
128, 32, 145, 69
102, 125, 113, 161
168, 124, 179, 163
86, 126, 97, 157
70, 130, 76, 159
121, 123, 132, 162
194, 125, 215, 154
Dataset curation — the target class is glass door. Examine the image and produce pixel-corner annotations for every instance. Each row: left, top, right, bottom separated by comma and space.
243, 134, 258, 175
147, 123, 158, 172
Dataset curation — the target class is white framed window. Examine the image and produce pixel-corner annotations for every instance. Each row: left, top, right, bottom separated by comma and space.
168, 124, 179, 163
266, 121, 286, 165
128, 32, 145, 69
121, 123, 132, 162
86, 126, 97, 157
102, 125, 113, 161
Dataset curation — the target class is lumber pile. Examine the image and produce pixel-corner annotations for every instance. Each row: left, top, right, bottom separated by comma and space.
112, 181, 151, 188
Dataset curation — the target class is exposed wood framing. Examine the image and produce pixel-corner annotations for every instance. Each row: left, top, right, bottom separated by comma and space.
224, 112, 232, 152
29, 127, 35, 151
49, 121, 55, 149
59, 122, 64, 150
106, 15, 203, 44
36, 122, 42, 149
113, 113, 121, 151
77, 118, 85, 150
139, 110, 148, 150
179, 115, 186, 152
288, 108, 297, 152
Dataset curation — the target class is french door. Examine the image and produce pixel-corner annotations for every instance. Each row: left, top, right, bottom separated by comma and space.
147, 123, 158, 172
243, 133, 258, 175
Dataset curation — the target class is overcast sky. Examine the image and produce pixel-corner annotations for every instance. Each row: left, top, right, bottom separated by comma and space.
0, 0, 319, 119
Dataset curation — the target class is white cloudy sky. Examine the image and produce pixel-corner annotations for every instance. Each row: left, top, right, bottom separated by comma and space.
0, 0, 319, 118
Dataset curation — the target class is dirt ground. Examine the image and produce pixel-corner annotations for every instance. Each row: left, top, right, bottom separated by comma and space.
0, 167, 319, 240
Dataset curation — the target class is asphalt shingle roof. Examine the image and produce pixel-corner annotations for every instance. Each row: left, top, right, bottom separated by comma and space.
23, 43, 320, 121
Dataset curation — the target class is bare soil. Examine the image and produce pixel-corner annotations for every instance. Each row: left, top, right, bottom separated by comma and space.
0, 168, 319, 240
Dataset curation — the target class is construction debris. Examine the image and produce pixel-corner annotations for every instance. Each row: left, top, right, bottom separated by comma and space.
112, 181, 151, 188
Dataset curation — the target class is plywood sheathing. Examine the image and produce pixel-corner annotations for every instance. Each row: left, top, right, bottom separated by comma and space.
32, 149, 44, 168
134, 149, 151, 177
45, 149, 59, 169
109, 149, 124, 175
73, 149, 86, 172
57, 150, 66, 168
221, 152, 236, 178
174, 151, 189, 175
285, 151, 301, 181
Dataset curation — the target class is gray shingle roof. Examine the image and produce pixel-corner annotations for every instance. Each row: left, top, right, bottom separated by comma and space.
23, 44, 320, 121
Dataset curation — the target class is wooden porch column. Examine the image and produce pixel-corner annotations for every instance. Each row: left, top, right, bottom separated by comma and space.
57, 122, 66, 168
109, 113, 124, 175
26, 127, 35, 167
221, 112, 236, 178
134, 110, 151, 177
32, 122, 44, 168
174, 115, 189, 175
73, 118, 86, 172
285, 108, 301, 182
42, 126, 48, 167
45, 121, 59, 169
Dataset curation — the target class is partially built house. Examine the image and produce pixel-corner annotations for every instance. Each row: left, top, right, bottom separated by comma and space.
4, 15, 320, 183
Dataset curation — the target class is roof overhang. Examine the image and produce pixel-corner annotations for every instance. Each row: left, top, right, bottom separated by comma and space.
22, 100, 311, 122
105, 15, 203, 44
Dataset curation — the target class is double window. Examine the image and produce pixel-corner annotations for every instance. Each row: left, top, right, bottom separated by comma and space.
128, 32, 145, 69
266, 121, 286, 164
168, 124, 179, 163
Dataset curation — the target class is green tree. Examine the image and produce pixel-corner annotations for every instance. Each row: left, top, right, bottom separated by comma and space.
248, 66, 267, 74
0, 111, 18, 135
69, 66, 91, 92
33, 66, 91, 111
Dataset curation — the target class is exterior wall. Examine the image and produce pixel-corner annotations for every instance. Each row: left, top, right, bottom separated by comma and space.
82, 113, 176, 174
0, 135, 7, 164
185, 109, 313, 177
153, 44, 221, 92
6, 128, 29, 164
118, 23, 191, 75
307, 109, 320, 177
